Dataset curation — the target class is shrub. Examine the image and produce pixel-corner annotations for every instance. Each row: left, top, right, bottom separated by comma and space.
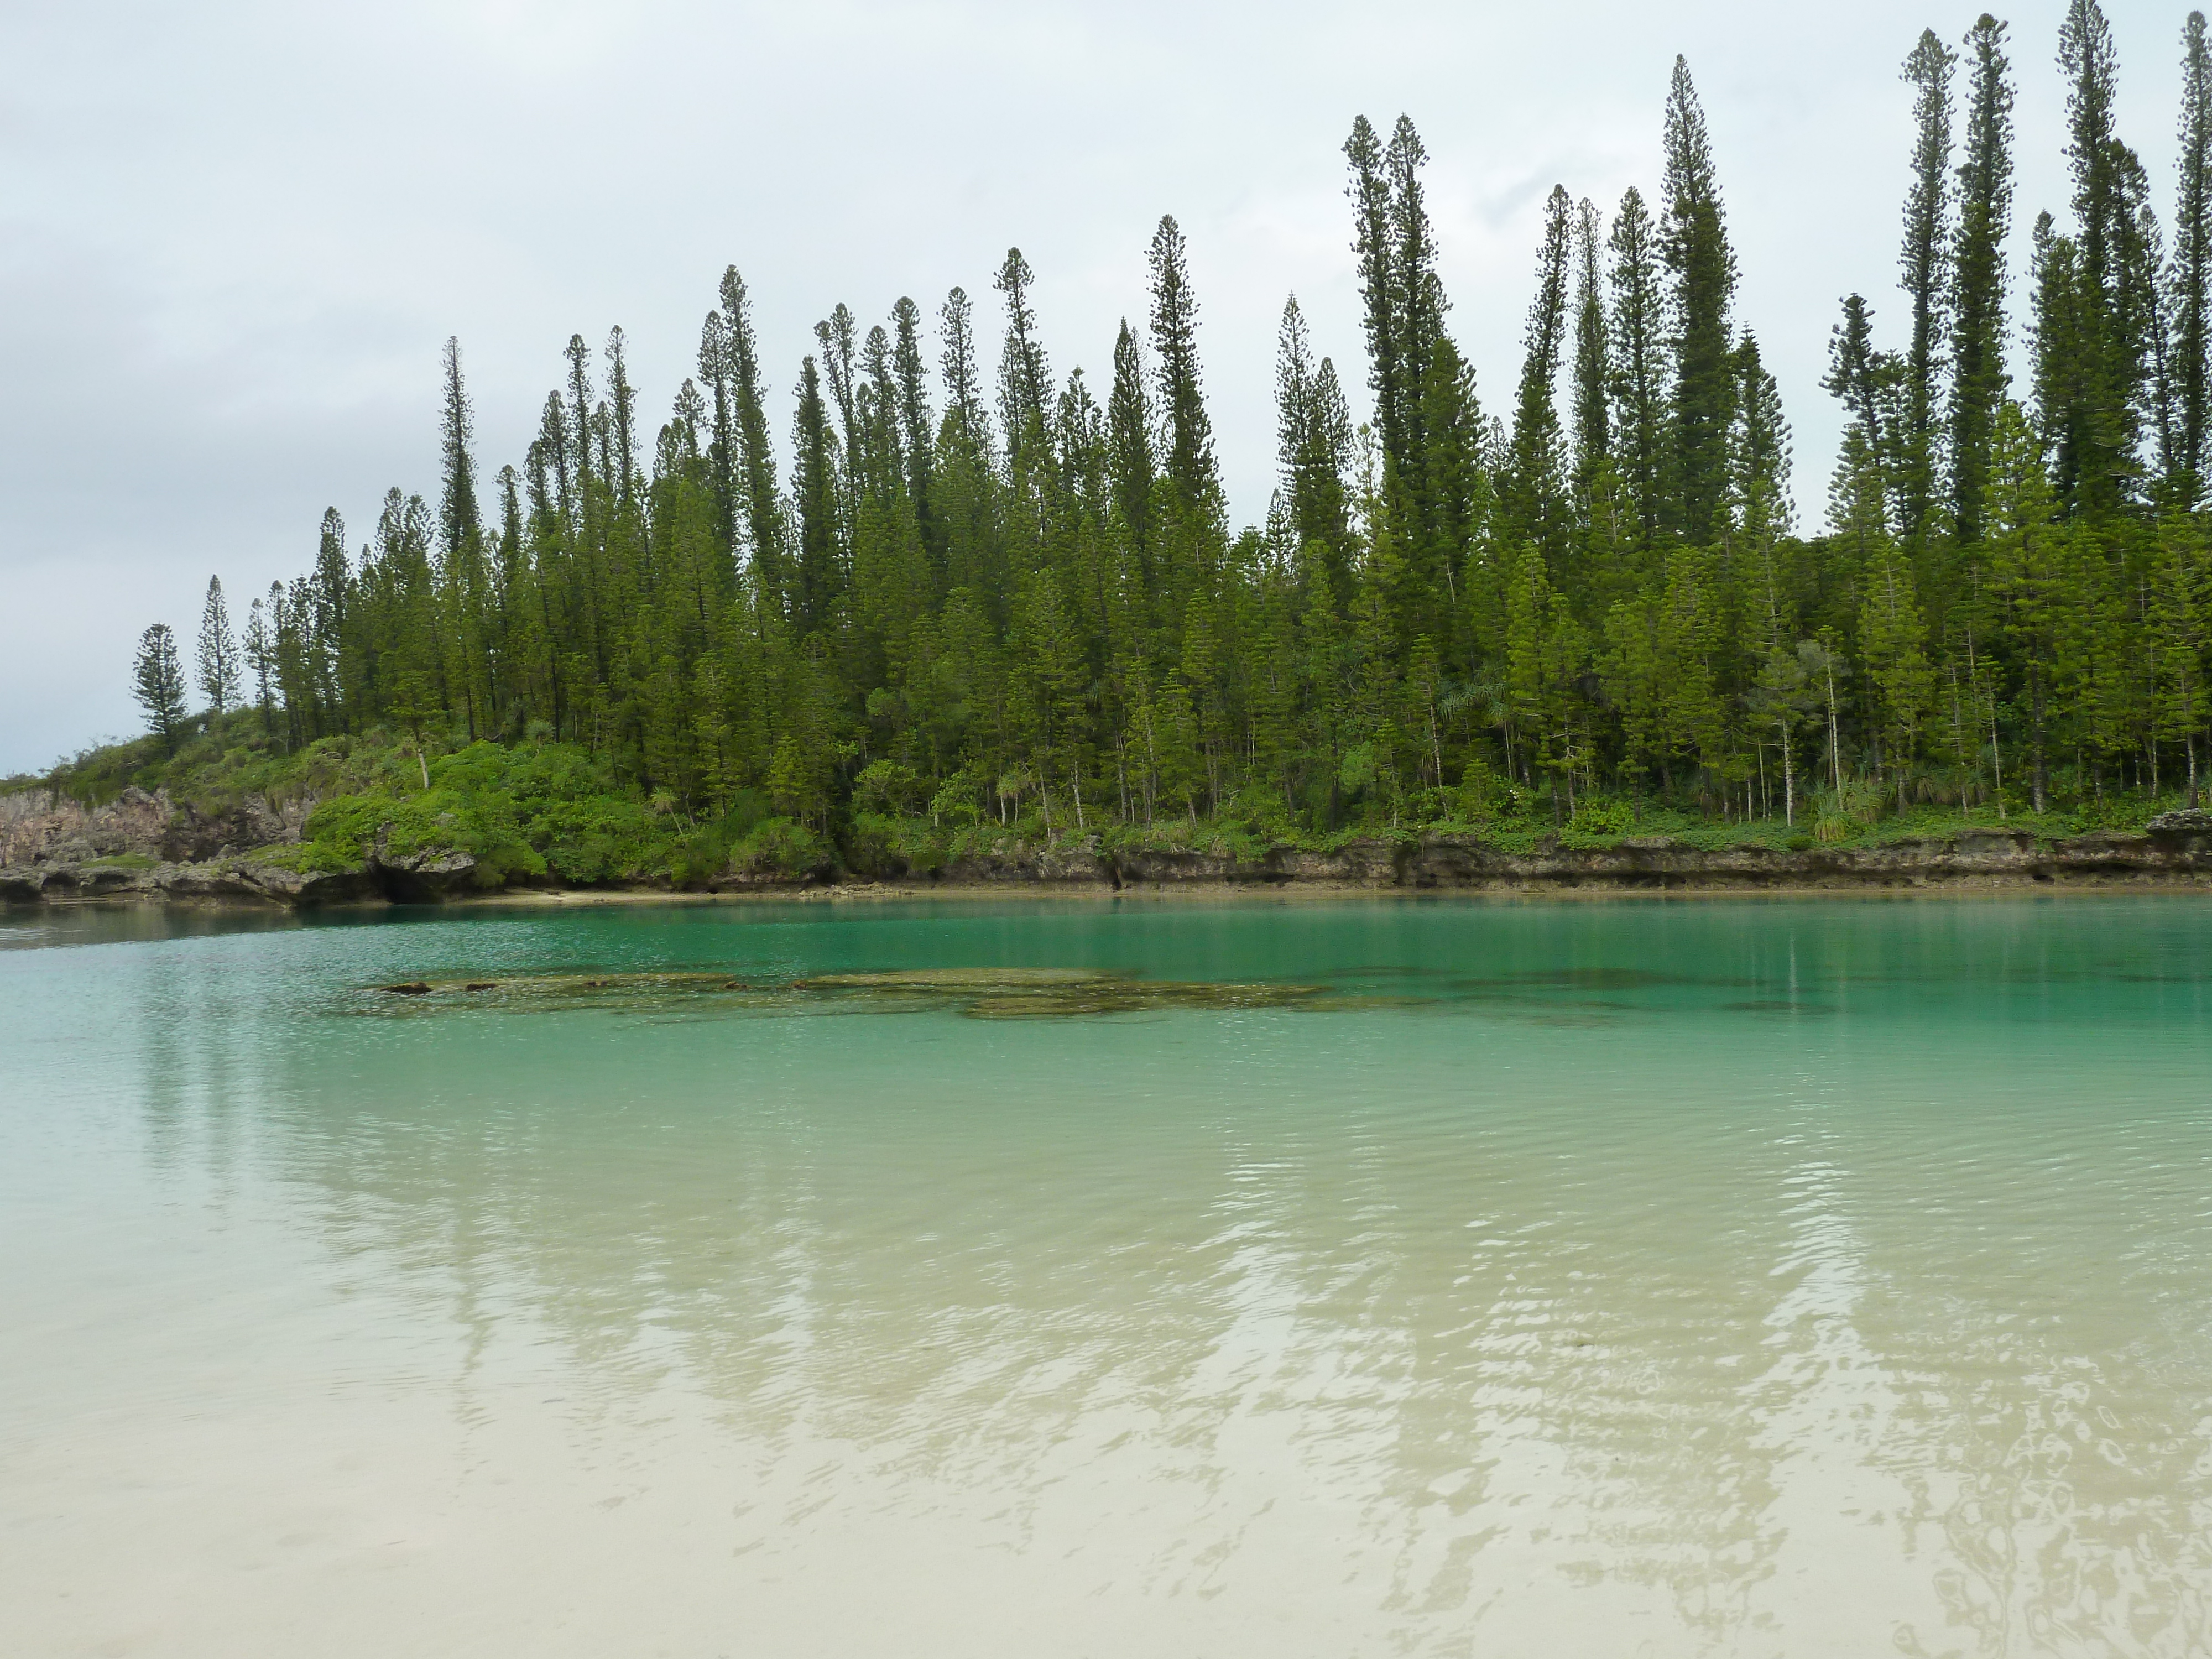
841, 811, 903, 877
2072, 794, 2153, 833
727, 817, 826, 880
1565, 798, 1637, 841
670, 791, 772, 888
928, 769, 985, 828
299, 782, 546, 886
842, 811, 946, 879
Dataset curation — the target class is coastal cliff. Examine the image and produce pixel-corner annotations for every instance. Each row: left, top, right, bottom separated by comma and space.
7, 785, 2212, 906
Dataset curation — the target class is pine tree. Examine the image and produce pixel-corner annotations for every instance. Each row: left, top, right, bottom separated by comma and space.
1503, 186, 1574, 565
1858, 534, 1933, 813
1275, 297, 1354, 598
891, 296, 936, 553
815, 306, 863, 479
1730, 333, 1795, 650
1148, 215, 1220, 521
1571, 197, 1611, 498
1652, 544, 1727, 781
939, 286, 988, 446
1608, 187, 1668, 548
311, 508, 351, 726
698, 310, 738, 554
1107, 320, 1157, 572
790, 356, 842, 637
993, 249, 1052, 472
1387, 117, 1446, 417
1387, 116, 1451, 542
1950, 14, 2016, 542
1504, 546, 1589, 806
133, 623, 187, 752
1345, 116, 1405, 481
935, 286, 1001, 601
1825, 293, 1905, 535
605, 326, 640, 505
1411, 332, 1482, 644
2174, 12, 2212, 503
438, 337, 482, 562
1986, 400, 2063, 809
195, 576, 241, 717
1660, 57, 1739, 545
2048, 0, 2145, 513
2135, 166, 2180, 492
1345, 112, 1453, 525
717, 268, 782, 582
1897, 29, 1956, 549
243, 594, 275, 728
562, 334, 595, 506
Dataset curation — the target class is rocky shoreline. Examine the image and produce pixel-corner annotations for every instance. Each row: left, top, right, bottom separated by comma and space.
8, 785, 2212, 907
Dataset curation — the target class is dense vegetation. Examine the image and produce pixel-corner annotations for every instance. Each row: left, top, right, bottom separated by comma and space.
32, 4, 2212, 884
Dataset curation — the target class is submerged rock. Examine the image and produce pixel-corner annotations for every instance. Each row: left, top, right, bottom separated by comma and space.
795, 967, 1110, 989
354, 966, 1330, 1019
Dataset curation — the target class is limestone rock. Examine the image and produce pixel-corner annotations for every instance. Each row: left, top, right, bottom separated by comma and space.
0, 785, 311, 867
366, 845, 480, 900
2146, 808, 2212, 837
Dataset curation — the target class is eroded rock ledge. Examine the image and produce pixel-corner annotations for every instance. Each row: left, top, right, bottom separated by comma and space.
0, 785, 481, 906
7, 811, 2212, 908
1067, 821, 2212, 893
0, 785, 309, 868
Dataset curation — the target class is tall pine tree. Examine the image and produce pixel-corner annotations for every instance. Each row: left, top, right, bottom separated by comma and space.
1949, 14, 2016, 542
2174, 11, 2212, 502
1660, 58, 1739, 546
1897, 29, 1956, 550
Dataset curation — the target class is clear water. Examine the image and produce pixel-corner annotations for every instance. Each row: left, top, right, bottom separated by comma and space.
4, 894, 2211, 1657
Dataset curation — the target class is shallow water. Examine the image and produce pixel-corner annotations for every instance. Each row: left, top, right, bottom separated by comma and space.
4, 894, 2212, 1657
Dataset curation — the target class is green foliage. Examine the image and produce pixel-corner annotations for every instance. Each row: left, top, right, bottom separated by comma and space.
852, 760, 923, 816
1563, 798, 1638, 845
1451, 756, 1512, 826
131, 624, 187, 754
299, 767, 544, 889
727, 817, 828, 881
670, 791, 771, 888
2070, 792, 2157, 833
842, 811, 947, 879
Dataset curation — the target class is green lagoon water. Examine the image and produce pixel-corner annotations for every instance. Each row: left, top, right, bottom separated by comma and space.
4, 894, 2211, 1657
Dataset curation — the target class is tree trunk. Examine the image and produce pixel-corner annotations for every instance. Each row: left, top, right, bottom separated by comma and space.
1825, 666, 1843, 795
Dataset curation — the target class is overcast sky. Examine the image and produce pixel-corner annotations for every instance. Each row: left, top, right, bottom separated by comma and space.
0, 0, 2195, 774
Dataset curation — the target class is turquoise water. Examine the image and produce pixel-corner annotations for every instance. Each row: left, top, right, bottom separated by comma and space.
4, 894, 2211, 1656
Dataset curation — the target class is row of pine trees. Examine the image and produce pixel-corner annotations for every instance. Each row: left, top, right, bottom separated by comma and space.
147, 5, 2212, 832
